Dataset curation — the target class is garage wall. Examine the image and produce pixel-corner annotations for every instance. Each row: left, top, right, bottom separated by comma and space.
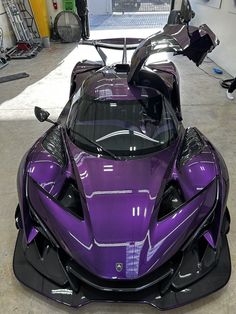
0, 1, 15, 49
191, 1, 236, 76
46, 0, 63, 23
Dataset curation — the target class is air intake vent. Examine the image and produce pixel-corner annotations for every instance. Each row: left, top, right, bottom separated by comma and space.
57, 180, 84, 220
158, 181, 185, 221
114, 64, 130, 73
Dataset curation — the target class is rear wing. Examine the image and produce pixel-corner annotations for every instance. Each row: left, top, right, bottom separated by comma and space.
79, 24, 219, 84
79, 37, 144, 65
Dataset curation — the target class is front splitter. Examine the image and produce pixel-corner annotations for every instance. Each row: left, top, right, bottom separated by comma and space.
13, 230, 231, 310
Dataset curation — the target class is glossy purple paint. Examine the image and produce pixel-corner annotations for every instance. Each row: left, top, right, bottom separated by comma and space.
24, 128, 220, 280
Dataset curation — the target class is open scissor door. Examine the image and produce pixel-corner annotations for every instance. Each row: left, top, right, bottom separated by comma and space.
128, 24, 219, 83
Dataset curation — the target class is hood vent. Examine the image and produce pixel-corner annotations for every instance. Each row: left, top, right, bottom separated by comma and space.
57, 179, 84, 220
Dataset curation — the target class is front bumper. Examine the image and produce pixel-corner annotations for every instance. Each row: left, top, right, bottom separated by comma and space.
13, 217, 231, 310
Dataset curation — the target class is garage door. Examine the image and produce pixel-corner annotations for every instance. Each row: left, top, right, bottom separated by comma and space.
112, 0, 171, 13
89, 0, 171, 31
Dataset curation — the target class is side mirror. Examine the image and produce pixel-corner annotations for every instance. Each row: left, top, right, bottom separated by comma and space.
34, 107, 56, 124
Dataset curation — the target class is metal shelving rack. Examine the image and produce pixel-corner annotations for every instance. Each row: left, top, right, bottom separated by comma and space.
2, 0, 41, 59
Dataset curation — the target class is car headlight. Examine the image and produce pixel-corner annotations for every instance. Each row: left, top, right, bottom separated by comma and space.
178, 127, 205, 167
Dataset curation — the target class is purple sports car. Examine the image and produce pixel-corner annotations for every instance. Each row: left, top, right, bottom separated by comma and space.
13, 24, 231, 310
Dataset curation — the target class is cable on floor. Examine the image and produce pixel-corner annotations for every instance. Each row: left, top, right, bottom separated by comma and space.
220, 79, 235, 89
198, 66, 223, 80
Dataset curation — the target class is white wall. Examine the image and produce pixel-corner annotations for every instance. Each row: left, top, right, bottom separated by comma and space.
46, 0, 63, 24
191, 1, 236, 76
0, 0, 15, 49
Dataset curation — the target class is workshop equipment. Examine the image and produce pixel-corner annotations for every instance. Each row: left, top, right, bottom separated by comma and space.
17, 0, 40, 40
0, 27, 8, 69
52, 0, 58, 10
3, 0, 34, 44
6, 43, 41, 59
63, 0, 76, 12
0, 56, 8, 70
54, 11, 82, 42
2, 0, 42, 59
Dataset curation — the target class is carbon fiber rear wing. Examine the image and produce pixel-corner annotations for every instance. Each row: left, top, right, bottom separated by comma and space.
80, 37, 144, 50
79, 24, 219, 84
79, 37, 144, 65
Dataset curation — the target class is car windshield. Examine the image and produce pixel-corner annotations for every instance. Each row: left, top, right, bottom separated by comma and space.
67, 87, 178, 158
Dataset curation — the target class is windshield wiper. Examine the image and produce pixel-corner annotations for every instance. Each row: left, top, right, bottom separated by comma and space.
69, 129, 121, 161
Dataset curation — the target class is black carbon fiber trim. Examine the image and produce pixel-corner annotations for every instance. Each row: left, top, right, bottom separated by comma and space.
42, 127, 66, 167
178, 127, 205, 167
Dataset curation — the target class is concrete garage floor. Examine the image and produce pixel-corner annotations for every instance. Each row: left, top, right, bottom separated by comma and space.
0, 28, 236, 313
